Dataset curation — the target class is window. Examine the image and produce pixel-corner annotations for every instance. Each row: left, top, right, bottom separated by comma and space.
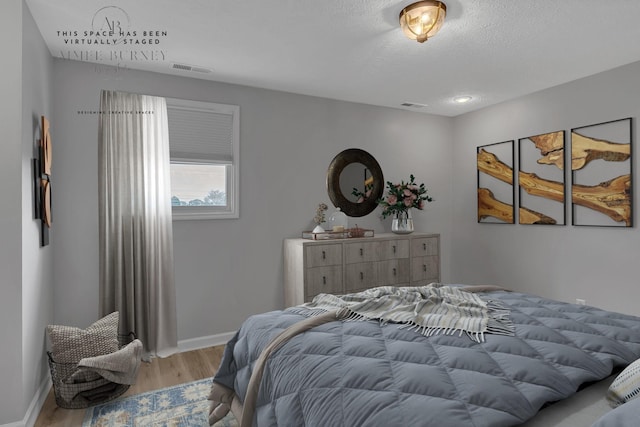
166, 98, 239, 219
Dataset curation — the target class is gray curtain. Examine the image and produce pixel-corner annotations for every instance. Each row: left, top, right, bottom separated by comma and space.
98, 90, 177, 358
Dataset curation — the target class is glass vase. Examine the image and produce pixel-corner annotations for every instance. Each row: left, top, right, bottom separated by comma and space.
391, 210, 414, 234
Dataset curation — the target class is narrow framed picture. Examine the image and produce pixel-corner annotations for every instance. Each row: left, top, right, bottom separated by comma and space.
477, 140, 515, 224
571, 118, 632, 227
41, 115, 52, 176
518, 131, 566, 225
34, 115, 52, 246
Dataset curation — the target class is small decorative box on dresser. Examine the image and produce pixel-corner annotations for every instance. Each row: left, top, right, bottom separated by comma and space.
284, 233, 440, 307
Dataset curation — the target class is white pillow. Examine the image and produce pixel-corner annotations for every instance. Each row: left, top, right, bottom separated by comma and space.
607, 358, 640, 407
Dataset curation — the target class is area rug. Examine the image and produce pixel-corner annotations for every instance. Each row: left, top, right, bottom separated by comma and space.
83, 377, 238, 426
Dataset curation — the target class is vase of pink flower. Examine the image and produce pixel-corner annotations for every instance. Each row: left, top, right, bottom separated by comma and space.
377, 174, 433, 234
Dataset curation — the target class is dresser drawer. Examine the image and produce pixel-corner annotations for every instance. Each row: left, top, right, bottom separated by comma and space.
378, 259, 410, 285
412, 237, 439, 257
305, 244, 342, 268
305, 266, 343, 301
411, 256, 440, 283
345, 262, 378, 293
284, 234, 440, 306
344, 242, 379, 264
379, 239, 409, 260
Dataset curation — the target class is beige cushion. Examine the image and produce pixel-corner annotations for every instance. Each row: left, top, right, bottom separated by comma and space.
46, 312, 120, 364
607, 358, 640, 407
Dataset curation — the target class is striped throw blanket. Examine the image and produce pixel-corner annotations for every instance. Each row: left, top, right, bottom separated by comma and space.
292, 284, 513, 343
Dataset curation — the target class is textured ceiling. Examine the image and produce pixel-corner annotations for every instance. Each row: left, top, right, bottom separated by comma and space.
25, 0, 640, 116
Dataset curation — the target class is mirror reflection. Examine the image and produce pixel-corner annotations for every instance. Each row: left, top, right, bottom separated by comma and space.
327, 148, 383, 217
340, 163, 373, 203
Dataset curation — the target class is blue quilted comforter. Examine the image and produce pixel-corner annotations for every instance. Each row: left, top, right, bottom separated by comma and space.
212, 289, 640, 426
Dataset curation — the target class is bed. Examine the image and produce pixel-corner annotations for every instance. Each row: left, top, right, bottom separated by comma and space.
208, 284, 640, 426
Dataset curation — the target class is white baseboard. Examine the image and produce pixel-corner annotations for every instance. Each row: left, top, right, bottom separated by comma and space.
177, 331, 235, 353
1, 374, 52, 427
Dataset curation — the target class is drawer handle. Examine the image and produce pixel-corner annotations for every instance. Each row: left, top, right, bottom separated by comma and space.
360, 248, 363, 257
423, 264, 427, 272
392, 245, 396, 254
323, 276, 326, 285
423, 243, 427, 251
360, 272, 364, 281
322, 250, 326, 260
393, 268, 397, 276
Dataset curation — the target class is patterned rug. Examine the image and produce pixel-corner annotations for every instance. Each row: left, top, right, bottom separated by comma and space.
83, 377, 238, 426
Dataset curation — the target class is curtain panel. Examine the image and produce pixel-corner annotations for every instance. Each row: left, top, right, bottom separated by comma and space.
98, 90, 177, 358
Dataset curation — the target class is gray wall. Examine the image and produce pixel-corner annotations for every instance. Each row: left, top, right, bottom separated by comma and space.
0, 0, 25, 423
21, 0, 54, 418
452, 61, 640, 316
0, 1, 54, 424
51, 59, 454, 342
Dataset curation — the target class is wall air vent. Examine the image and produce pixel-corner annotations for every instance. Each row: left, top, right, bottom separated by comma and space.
171, 63, 212, 74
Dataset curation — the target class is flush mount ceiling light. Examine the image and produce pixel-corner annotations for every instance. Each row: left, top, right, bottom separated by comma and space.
399, 1, 447, 43
453, 95, 473, 104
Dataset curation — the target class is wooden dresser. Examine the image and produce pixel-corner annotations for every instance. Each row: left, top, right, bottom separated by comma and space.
284, 233, 440, 307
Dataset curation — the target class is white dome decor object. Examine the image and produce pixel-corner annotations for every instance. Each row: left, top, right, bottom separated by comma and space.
329, 208, 348, 231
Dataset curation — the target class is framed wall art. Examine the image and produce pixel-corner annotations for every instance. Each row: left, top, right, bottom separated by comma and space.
518, 131, 566, 225
571, 118, 632, 227
33, 115, 52, 246
477, 140, 515, 224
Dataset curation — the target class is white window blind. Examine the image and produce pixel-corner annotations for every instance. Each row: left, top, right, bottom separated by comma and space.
166, 98, 238, 163
165, 97, 240, 220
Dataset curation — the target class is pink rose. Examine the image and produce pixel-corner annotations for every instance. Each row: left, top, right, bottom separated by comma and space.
418, 200, 425, 209
403, 189, 412, 197
410, 193, 417, 201
387, 195, 397, 205
408, 184, 418, 191
404, 197, 413, 207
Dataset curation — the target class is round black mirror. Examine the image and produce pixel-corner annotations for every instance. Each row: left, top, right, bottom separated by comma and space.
327, 148, 384, 217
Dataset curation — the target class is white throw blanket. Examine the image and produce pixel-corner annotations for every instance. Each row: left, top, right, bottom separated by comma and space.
293, 284, 513, 343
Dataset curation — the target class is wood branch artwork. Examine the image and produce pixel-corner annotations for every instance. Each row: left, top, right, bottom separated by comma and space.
529, 131, 630, 171
477, 141, 514, 224
518, 171, 564, 203
477, 119, 630, 226
518, 131, 565, 225
571, 132, 630, 171
571, 118, 632, 227
477, 148, 513, 185
519, 206, 556, 225
529, 131, 564, 170
517, 170, 630, 225
573, 175, 631, 226
477, 188, 514, 223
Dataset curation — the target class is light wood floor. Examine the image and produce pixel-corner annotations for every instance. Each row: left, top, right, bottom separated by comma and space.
34, 345, 225, 427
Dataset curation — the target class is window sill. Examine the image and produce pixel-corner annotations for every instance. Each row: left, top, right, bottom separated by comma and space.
172, 208, 239, 221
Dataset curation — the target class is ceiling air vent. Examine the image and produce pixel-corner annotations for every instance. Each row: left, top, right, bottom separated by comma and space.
401, 102, 428, 108
171, 63, 212, 74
